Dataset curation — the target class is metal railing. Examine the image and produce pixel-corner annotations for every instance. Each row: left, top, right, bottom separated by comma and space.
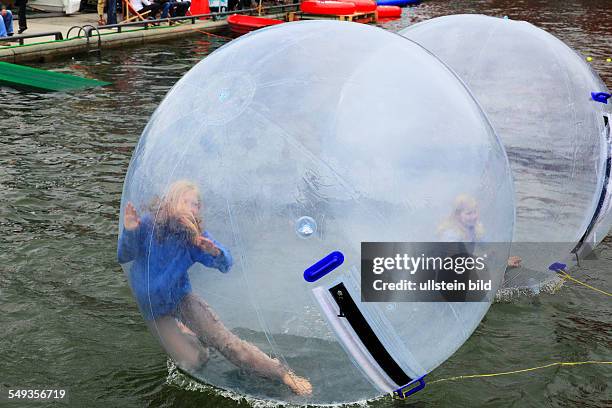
84, 3, 299, 37
1, 4, 298, 48
66, 24, 102, 48
2, 30, 63, 46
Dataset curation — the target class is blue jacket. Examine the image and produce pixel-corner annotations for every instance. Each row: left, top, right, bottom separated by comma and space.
118, 214, 232, 320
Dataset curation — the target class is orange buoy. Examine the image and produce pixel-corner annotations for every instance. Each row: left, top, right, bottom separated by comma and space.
190, 0, 211, 18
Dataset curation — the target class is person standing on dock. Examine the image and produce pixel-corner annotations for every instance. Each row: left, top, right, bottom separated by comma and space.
97, 0, 106, 25
107, 0, 117, 25
14, 0, 26, 34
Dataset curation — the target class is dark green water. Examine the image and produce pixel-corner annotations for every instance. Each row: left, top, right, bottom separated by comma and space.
1, 0, 610, 406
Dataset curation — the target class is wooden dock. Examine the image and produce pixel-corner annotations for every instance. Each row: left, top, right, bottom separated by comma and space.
0, 6, 297, 64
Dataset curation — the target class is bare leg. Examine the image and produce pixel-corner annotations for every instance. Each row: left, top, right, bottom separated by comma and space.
97, 0, 106, 24
149, 316, 210, 371
178, 293, 312, 395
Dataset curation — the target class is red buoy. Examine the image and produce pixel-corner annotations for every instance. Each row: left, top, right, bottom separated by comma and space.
227, 14, 284, 35
348, 0, 377, 13
189, 0, 211, 19
300, 0, 357, 15
376, 5, 401, 18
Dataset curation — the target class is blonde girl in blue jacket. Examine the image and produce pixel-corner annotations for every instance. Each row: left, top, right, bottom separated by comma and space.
119, 180, 312, 395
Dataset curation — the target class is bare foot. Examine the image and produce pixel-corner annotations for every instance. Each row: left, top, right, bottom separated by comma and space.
282, 372, 312, 396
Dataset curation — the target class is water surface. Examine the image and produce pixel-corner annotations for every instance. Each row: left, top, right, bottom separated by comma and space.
1, 0, 610, 406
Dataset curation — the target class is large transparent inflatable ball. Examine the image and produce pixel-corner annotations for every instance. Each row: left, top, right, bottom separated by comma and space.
118, 21, 515, 404
401, 15, 612, 297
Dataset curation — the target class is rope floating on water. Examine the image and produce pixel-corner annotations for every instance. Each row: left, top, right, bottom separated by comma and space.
548, 263, 611, 297
425, 268, 610, 391
192, 28, 234, 41
430, 361, 612, 384
410, 267, 611, 395
555, 270, 612, 297
586, 57, 612, 62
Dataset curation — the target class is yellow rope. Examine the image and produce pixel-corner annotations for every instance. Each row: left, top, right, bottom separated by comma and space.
555, 270, 612, 297
430, 361, 612, 384
193, 29, 234, 41
424, 270, 611, 388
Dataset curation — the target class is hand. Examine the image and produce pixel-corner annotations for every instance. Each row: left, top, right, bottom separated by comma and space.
196, 236, 220, 256
124, 202, 140, 231
507, 255, 522, 268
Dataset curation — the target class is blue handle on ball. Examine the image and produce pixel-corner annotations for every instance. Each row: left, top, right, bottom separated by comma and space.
591, 92, 611, 104
304, 251, 344, 282
548, 262, 567, 271
393, 374, 427, 399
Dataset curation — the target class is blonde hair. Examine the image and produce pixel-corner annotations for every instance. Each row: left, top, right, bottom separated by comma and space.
153, 180, 202, 243
437, 194, 484, 241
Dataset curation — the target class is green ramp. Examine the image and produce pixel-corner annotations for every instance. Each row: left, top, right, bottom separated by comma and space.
0, 61, 111, 92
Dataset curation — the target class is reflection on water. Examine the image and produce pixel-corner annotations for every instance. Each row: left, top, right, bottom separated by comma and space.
0, 0, 610, 406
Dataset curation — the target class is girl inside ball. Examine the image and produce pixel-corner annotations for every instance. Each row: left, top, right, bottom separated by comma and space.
438, 194, 521, 267
118, 180, 312, 395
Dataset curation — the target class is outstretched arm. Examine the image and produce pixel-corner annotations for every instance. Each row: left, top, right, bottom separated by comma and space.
117, 202, 144, 263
